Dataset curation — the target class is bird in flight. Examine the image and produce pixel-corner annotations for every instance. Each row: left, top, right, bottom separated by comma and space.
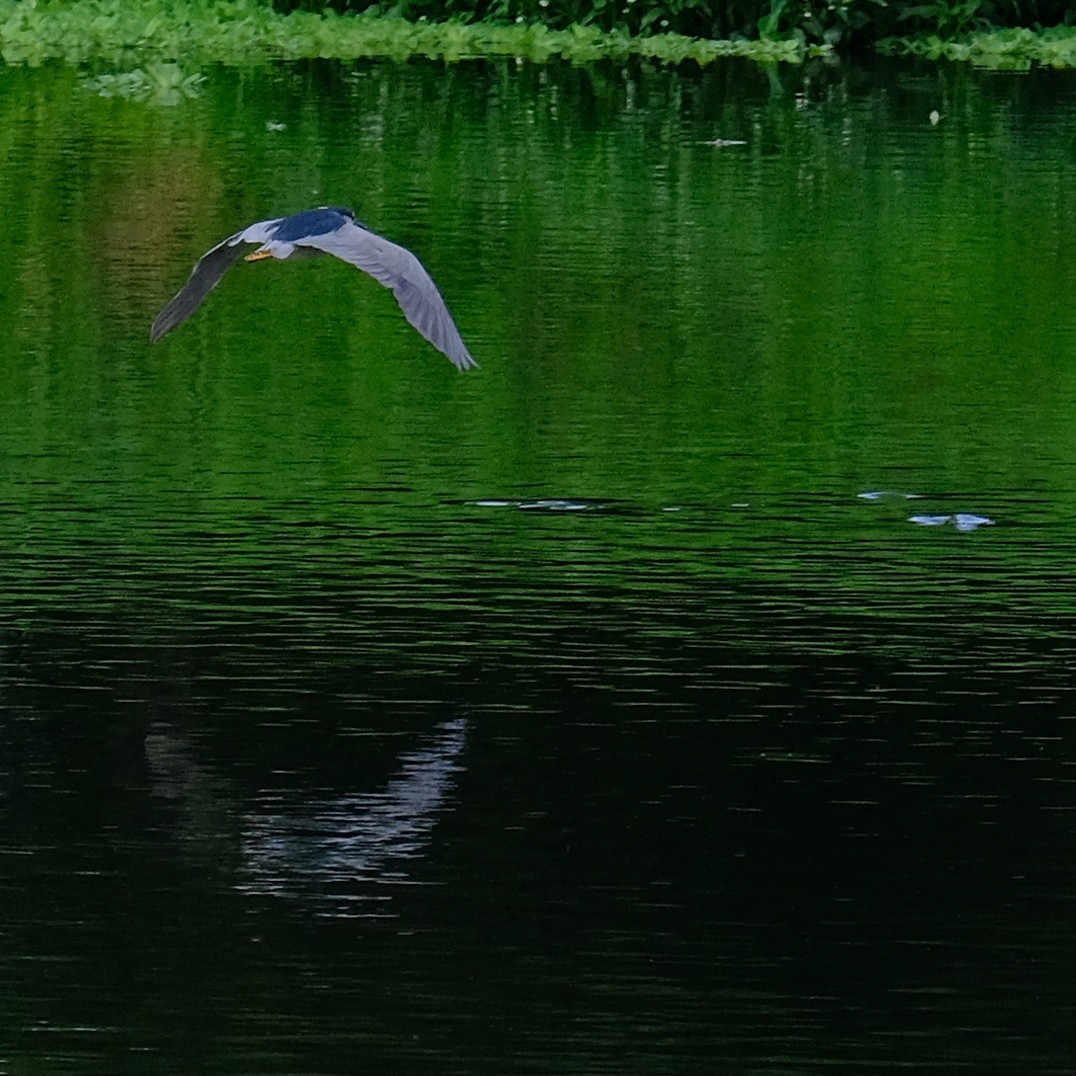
151, 206, 477, 371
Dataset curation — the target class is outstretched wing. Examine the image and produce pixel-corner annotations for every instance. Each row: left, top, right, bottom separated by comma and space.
295, 221, 477, 371
151, 218, 282, 342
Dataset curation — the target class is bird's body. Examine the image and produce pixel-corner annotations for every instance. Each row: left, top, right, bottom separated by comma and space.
151, 206, 477, 371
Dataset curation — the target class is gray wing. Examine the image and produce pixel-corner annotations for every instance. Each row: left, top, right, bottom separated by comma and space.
295, 221, 477, 371
151, 218, 281, 342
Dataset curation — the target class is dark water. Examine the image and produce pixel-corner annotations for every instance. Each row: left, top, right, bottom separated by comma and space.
1, 55, 1076, 1072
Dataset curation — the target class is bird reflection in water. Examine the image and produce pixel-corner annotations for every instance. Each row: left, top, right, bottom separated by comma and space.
145, 718, 468, 917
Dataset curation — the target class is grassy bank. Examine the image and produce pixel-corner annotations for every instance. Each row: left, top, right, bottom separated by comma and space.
278, 1, 1074, 47
0, 0, 1073, 69
0, 0, 821, 66
881, 25, 1076, 69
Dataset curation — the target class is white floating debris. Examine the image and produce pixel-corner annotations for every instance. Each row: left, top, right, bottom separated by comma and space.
953, 513, 994, 532
929, 110, 942, 126
697, 138, 747, 147
468, 499, 600, 512
266, 120, 287, 132
519, 500, 594, 511
858, 490, 922, 501
909, 513, 994, 532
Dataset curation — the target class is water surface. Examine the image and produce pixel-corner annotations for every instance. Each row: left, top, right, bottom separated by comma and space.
1, 56, 1075, 1072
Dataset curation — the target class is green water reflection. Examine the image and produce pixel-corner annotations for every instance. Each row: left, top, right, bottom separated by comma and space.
1, 56, 1075, 1073
4, 62, 1076, 507
2, 60, 1076, 632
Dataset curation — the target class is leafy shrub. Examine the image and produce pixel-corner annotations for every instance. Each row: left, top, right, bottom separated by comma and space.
275, 0, 1076, 44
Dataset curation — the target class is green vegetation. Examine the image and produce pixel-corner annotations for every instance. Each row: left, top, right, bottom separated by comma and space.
881, 24, 1076, 68
281, 0, 1073, 48
0, 0, 1073, 70
0, 0, 819, 67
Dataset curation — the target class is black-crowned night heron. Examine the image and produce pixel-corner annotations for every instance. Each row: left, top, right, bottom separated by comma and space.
151, 206, 477, 371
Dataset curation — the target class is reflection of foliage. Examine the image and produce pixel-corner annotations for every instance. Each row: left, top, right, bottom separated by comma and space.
82, 63, 206, 105
1, 60, 1075, 651
2, 56, 1076, 592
